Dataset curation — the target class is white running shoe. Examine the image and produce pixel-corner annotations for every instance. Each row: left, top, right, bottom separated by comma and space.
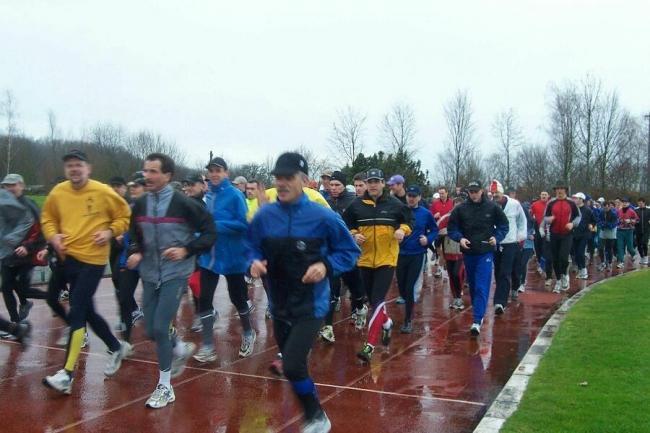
193, 346, 218, 363
171, 342, 196, 378
553, 281, 561, 293
577, 269, 588, 279
561, 274, 570, 290
545, 279, 553, 287
517, 284, 525, 293
319, 325, 335, 343
470, 323, 481, 336
239, 330, 257, 357
616, 263, 624, 269
302, 411, 332, 433
104, 341, 132, 377
43, 369, 73, 395
354, 305, 368, 330
145, 383, 175, 409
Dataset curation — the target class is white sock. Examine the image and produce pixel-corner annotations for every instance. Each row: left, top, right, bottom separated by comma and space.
382, 318, 393, 330
158, 370, 171, 387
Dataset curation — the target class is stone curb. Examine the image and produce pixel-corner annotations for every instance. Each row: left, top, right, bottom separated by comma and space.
473, 269, 643, 433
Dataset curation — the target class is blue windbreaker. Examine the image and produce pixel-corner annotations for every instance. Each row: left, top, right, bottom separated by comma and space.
199, 178, 249, 275
399, 205, 438, 255
247, 193, 360, 320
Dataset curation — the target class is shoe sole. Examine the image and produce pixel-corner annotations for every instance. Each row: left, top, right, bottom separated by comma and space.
193, 354, 218, 363
42, 377, 72, 395
470, 328, 480, 337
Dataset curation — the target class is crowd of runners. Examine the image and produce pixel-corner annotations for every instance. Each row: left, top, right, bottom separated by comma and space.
0, 149, 649, 433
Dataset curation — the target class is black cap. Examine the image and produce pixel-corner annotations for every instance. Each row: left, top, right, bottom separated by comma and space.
183, 173, 205, 185
108, 176, 126, 186
62, 149, 89, 162
271, 152, 309, 177
365, 168, 384, 181
205, 157, 228, 170
330, 171, 347, 184
406, 185, 421, 196
467, 180, 482, 191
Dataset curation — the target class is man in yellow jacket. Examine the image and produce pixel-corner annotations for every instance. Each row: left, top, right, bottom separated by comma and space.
41, 149, 132, 395
343, 168, 412, 362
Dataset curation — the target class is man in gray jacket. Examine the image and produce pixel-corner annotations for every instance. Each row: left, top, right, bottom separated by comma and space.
127, 153, 216, 409
0, 189, 33, 346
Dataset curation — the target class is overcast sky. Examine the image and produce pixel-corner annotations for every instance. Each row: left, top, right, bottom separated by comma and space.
1, 0, 649, 175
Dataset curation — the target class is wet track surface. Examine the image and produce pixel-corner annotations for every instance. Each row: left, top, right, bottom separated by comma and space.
0, 258, 640, 432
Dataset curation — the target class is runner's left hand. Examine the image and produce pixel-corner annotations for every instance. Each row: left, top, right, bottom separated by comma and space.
302, 262, 327, 284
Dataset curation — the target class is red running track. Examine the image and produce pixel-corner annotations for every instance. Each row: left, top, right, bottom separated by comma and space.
0, 258, 640, 433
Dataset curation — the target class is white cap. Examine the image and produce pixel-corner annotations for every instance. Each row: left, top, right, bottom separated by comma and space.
573, 192, 586, 200
597, 197, 605, 203
433, 192, 440, 199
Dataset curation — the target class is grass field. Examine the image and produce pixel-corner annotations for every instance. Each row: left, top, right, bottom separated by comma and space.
502, 269, 650, 433
27, 195, 46, 208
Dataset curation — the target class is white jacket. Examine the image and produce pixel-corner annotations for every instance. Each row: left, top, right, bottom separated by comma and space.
500, 197, 527, 244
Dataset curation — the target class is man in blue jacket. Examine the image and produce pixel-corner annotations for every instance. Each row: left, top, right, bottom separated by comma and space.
448, 180, 509, 336
195, 156, 256, 363
248, 152, 359, 433
396, 185, 438, 333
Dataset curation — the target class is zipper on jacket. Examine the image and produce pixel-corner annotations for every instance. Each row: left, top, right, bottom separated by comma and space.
153, 192, 161, 289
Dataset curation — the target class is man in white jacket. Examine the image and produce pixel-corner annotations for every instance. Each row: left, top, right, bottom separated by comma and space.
490, 180, 527, 314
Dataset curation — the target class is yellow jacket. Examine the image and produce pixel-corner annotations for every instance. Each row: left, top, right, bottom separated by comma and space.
41, 179, 131, 265
265, 187, 330, 208
343, 191, 412, 268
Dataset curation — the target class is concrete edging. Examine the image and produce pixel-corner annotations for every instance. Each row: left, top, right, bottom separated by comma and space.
473, 269, 642, 433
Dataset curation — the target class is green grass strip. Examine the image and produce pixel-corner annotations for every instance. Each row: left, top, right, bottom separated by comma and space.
502, 269, 650, 433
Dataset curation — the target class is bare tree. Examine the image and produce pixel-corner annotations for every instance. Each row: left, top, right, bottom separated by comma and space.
293, 145, 331, 179
492, 108, 522, 187
515, 144, 553, 197
329, 106, 366, 167
1, 90, 19, 175
548, 83, 579, 188
128, 129, 187, 167
381, 103, 417, 156
594, 91, 628, 192
576, 74, 602, 188
440, 90, 476, 188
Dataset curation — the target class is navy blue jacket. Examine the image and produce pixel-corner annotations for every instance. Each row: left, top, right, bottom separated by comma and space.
447, 194, 509, 255
247, 193, 360, 320
399, 205, 438, 255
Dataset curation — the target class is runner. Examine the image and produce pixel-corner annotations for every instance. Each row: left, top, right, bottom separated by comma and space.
543, 181, 581, 293
597, 200, 618, 272
195, 156, 256, 362
1, 173, 45, 323
490, 180, 527, 314
438, 196, 466, 309
126, 152, 216, 408
248, 152, 359, 432
0, 188, 33, 347
396, 185, 437, 333
529, 191, 551, 282
42, 149, 132, 395
615, 197, 638, 269
352, 172, 367, 197
635, 197, 649, 265
447, 180, 508, 336
387, 174, 407, 204
429, 187, 453, 278
571, 192, 596, 279
343, 168, 412, 362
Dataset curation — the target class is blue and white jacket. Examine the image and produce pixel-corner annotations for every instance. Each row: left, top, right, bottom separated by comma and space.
247, 193, 360, 320
199, 178, 249, 275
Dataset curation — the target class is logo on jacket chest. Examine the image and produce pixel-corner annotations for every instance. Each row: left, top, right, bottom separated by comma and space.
296, 240, 307, 251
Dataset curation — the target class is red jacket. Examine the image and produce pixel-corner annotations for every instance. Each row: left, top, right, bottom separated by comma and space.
530, 199, 548, 226
545, 198, 580, 236
617, 207, 638, 230
429, 198, 453, 221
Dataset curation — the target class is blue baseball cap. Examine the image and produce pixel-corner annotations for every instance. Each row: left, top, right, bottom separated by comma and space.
406, 185, 421, 196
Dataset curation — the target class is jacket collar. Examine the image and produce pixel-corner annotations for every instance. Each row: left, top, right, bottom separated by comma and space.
209, 177, 232, 193
278, 191, 309, 209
